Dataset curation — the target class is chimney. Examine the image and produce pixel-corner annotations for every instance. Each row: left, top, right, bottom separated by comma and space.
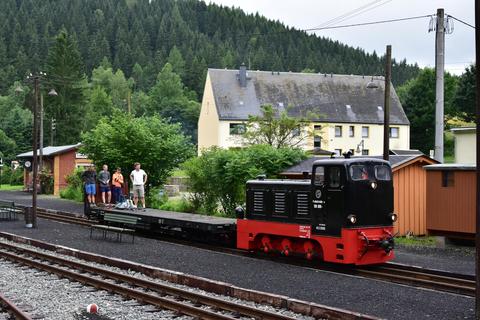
238, 63, 247, 87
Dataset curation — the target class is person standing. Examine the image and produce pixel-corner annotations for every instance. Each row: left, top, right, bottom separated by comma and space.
130, 162, 147, 209
98, 164, 111, 205
112, 167, 124, 203
81, 165, 97, 207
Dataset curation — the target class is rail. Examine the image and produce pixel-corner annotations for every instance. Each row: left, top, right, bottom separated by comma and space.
0, 293, 32, 320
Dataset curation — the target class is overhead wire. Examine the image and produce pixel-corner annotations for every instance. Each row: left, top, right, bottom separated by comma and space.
446, 14, 475, 29
312, 0, 385, 29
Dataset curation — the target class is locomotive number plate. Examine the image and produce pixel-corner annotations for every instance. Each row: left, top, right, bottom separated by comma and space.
299, 225, 311, 238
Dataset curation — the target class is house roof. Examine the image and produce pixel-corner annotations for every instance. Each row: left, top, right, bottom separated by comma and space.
208, 69, 409, 125
451, 127, 476, 134
17, 143, 82, 158
390, 149, 423, 155
424, 164, 476, 171
281, 154, 437, 175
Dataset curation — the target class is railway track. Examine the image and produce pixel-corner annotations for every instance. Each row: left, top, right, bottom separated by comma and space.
0, 241, 305, 320
359, 262, 476, 297
12, 205, 476, 298
0, 292, 32, 320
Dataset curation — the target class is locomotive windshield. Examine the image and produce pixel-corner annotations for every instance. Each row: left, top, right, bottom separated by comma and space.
349, 164, 392, 181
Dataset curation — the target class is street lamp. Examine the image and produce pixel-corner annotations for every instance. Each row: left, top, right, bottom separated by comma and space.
19, 72, 57, 228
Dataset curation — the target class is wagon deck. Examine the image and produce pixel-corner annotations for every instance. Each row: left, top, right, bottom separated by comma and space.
89, 206, 236, 234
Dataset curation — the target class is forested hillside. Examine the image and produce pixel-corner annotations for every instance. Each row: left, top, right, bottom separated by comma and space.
0, 0, 419, 96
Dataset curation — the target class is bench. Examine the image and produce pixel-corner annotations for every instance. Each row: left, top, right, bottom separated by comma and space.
0, 200, 19, 221
90, 213, 137, 243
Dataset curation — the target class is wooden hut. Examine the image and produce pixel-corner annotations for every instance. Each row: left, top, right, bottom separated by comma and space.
425, 164, 475, 239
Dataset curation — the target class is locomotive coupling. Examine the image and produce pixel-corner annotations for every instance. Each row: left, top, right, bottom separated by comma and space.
379, 237, 395, 253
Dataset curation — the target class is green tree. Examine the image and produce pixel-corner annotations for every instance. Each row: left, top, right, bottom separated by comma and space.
84, 86, 114, 130
454, 64, 476, 122
183, 145, 306, 215
148, 63, 200, 140
397, 68, 458, 154
91, 65, 131, 109
242, 104, 316, 149
0, 129, 17, 162
45, 29, 87, 145
167, 46, 186, 79
81, 111, 194, 188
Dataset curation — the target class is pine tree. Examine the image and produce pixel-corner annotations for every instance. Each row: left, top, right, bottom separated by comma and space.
45, 29, 87, 145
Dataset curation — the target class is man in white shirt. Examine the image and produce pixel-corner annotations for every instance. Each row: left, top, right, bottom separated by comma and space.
130, 162, 147, 209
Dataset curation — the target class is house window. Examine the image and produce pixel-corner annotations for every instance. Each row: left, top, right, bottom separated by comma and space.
362, 149, 369, 155
334, 149, 342, 156
314, 125, 322, 131
349, 126, 354, 137
390, 127, 399, 138
335, 126, 342, 137
314, 135, 321, 148
292, 127, 301, 137
362, 126, 369, 138
229, 123, 246, 135
349, 149, 355, 154
442, 171, 454, 187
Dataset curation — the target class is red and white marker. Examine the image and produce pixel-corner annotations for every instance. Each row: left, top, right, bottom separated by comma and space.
86, 303, 98, 313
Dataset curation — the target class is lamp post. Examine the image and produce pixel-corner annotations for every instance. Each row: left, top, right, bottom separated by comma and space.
16, 73, 57, 228
366, 45, 392, 161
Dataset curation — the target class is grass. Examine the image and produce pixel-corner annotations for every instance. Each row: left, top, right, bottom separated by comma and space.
0, 184, 23, 191
395, 236, 436, 247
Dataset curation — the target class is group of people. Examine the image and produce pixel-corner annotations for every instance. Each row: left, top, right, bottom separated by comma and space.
81, 162, 148, 209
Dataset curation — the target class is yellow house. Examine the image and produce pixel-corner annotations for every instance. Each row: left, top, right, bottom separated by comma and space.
198, 66, 410, 155
451, 127, 476, 164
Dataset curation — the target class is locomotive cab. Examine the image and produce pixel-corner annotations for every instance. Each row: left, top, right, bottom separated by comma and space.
311, 158, 395, 236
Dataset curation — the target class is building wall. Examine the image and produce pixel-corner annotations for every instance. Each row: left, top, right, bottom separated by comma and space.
215, 120, 410, 155
454, 132, 476, 164
53, 150, 76, 196
393, 162, 427, 236
426, 170, 476, 236
198, 73, 220, 154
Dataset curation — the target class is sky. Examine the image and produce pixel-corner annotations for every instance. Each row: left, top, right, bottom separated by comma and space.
208, 0, 475, 75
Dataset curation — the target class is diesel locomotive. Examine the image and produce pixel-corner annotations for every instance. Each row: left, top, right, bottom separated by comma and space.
236, 157, 397, 265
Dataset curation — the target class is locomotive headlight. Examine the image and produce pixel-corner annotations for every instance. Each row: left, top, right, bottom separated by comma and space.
389, 213, 398, 222
347, 214, 357, 224
370, 182, 377, 190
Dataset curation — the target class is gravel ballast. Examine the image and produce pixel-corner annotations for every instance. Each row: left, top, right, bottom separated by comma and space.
0, 218, 474, 320
0, 259, 184, 320
0, 238, 313, 320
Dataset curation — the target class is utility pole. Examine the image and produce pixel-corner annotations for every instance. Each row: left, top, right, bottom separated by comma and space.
475, 1, 479, 318
383, 45, 391, 161
39, 93, 44, 172
434, 8, 445, 163
30, 76, 39, 228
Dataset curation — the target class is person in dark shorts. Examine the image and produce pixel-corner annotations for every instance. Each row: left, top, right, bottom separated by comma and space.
81, 165, 97, 206
98, 164, 111, 205
112, 167, 124, 203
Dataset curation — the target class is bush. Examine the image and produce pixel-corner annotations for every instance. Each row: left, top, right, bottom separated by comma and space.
1, 166, 23, 185
183, 145, 307, 216
39, 169, 54, 194
147, 187, 168, 209
159, 198, 195, 213
59, 168, 84, 202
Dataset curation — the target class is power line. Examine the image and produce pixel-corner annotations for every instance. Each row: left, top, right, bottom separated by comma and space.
313, 0, 384, 29
304, 14, 433, 32
319, 0, 394, 29
447, 14, 475, 29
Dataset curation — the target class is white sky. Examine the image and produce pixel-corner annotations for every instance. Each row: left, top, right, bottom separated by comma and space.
208, 0, 475, 75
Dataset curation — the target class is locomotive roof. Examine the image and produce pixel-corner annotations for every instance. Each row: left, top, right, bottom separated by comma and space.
312, 157, 390, 166
246, 179, 310, 185
208, 69, 409, 125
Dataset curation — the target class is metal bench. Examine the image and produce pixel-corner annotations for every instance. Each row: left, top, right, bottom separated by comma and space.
0, 200, 19, 221
90, 213, 137, 243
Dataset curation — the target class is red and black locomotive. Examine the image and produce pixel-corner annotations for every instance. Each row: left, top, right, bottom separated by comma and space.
236, 157, 397, 265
